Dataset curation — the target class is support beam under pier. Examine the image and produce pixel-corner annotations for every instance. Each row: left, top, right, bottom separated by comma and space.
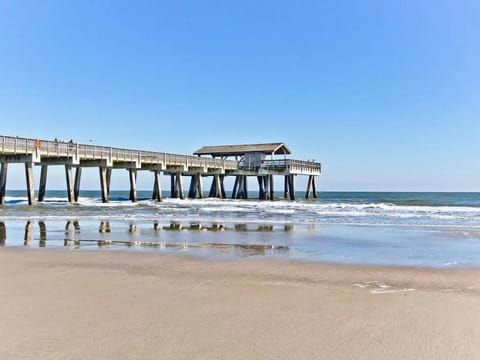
264, 175, 270, 201
257, 176, 265, 200
152, 170, 162, 202
197, 175, 204, 199
244, 176, 248, 199
65, 165, 75, 203
188, 175, 198, 199
99, 167, 109, 203
231, 175, 239, 199
305, 175, 313, 199
284, 175, 296, 200
236, 175, 248, 199
25, 162, 35, 206
288, 175, 296, 201
213, 175, 222, 199
258, 176, 272, 201
74, 167, 82, 202
0, 163, 8, 205
38, 165, 48, 202
176, 172, 184, 200
312, 175, 318, 198
269, 175, 274, 201
305, 175, 318, 200
187, 174, 205, 199
220, 175, 226, 199
207, 175, 224, 199
106, 168, 112, 198
129, 169, 137, 203
170, 174, 177, 198
208, 177, 216, 198
170, 173, 184, 199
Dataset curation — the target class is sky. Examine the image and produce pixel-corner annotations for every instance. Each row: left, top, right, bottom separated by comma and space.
0, 0, 479, 191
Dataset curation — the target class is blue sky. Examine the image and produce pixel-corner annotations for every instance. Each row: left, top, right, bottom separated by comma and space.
1, 0, 479, 191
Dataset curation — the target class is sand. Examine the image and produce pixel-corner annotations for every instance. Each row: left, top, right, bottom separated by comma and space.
1, 248, 480, 359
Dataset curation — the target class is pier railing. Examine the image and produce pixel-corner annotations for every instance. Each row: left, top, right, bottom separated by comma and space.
1, 135, 320, 176
0, 135, 237, 170
238, 159, 321, 175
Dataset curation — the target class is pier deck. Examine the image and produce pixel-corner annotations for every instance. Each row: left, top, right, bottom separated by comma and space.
0, 135, 321, 204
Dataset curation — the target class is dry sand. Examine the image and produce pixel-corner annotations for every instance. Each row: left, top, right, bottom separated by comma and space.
1, 248, 480, 359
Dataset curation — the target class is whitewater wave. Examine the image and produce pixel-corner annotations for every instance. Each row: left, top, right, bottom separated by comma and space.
2, 195, 480, 229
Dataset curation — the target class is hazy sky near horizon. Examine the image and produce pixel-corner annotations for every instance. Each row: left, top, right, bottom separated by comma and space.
0, 1, 479, 191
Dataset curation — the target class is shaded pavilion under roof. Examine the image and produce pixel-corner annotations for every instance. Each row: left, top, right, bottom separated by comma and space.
193, 143, 291, 157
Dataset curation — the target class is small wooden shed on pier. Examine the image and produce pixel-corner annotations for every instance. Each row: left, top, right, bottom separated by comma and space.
194, 143, 291, 159
193, 142, 319, 200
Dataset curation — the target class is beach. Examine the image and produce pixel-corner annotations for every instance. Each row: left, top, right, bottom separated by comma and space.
1, 248, 479, 360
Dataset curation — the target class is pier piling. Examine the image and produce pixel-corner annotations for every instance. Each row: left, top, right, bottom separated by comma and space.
188, 175, 198, 199
65, 165, 75, 203
152, 170, 162, 202
177, 173, 184, 200
170, 174, 176, 198
129, 169, 137, 203
38, 165, 48, 202
74, 167, 82, 202
99, 167, 109, 203
25, 162, 35, 206
269, 175, 274, 201
198, 175, 204, 199
0, 163, 7, 205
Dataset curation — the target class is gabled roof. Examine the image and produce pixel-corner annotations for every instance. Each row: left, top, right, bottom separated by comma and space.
193, 143, 291, 157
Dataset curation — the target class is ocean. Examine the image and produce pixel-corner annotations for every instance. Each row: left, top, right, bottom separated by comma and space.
1, 190, 480, 267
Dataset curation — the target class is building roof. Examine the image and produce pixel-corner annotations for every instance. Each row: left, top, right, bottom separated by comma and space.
193, 143, 291, 157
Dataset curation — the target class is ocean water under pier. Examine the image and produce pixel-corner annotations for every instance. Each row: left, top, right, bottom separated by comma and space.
0, 135, 321, 205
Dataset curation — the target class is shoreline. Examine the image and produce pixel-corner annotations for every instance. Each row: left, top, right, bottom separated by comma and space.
3, 218, 480, 268
1, 248, 480, 359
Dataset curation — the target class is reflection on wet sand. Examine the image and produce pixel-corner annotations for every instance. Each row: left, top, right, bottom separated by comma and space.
65, 221, 81, 247
24, 221, 33, 246
99, 221, 111, 233
164, 223, 182, 231
88, 239, 288, 256
2, 220, 302, 257
39, 221, 47, 247
257, 225, 273, 232
162, 223, 228, 232
202, 243, 288, 256
0, 222, 5, 246
189, 223, 203, 231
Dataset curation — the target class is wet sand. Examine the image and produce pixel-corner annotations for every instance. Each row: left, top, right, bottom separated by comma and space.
1, 248, 480, 359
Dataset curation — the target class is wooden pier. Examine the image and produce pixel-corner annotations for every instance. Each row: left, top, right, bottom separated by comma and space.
0, 135, 321, 205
